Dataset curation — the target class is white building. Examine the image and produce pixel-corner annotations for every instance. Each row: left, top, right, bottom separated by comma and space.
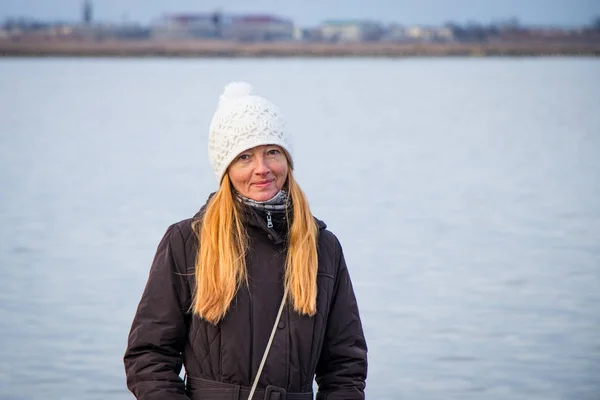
404, 26, 454, 42
319, 20, 383, 42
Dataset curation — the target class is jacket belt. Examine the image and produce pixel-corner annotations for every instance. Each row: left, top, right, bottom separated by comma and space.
186, 376, 313, 400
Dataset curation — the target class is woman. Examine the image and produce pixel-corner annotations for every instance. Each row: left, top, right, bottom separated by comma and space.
124, 82, 368, 400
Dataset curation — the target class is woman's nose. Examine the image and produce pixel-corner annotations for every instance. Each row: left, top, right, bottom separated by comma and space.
254, 155, 270, 174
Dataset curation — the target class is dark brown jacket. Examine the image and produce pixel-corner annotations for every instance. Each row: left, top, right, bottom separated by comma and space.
124, 203, 368, 399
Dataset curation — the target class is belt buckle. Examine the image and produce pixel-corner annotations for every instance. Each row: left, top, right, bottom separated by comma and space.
264, 385, 286, 400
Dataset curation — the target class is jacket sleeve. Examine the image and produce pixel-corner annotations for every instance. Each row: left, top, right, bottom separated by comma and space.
315, 243, 368, 400
124, 224, 192, 400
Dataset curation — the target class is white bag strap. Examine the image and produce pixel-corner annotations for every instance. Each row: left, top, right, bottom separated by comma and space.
247, 285, 289, 400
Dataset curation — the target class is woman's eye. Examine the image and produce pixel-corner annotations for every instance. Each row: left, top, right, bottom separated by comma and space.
267, 149, 280, 156
238, 154, 250, 161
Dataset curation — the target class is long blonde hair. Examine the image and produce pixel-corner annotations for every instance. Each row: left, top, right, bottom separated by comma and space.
191, 169, 319, 324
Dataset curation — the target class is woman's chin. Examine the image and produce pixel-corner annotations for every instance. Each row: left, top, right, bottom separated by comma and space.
248, 189, 277, 202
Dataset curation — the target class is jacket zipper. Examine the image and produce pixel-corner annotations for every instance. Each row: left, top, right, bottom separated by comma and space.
266, 211, 273, 228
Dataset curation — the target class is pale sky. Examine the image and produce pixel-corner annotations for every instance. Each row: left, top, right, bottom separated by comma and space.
1, 0, 599, 27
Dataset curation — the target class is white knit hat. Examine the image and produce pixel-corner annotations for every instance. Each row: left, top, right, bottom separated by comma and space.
208, 81, 293, 183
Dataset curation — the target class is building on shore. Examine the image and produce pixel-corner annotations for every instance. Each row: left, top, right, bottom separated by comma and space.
73, 23, 150, 40
379, 24, 454, 42
151, 13, 294, 41
227, 15, 294, 41
319, 20, 384, 42
151, 14, 221, 39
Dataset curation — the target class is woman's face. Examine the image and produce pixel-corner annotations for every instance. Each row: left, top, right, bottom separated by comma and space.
227, 145, 289, 202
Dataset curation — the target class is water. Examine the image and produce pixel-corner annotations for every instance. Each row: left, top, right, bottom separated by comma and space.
0, 57, 599, 400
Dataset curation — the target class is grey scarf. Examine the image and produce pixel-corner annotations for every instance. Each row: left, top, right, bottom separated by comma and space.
235, 190, 289, 212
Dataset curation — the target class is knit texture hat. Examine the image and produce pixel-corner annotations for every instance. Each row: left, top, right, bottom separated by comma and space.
208, 82, 293, 183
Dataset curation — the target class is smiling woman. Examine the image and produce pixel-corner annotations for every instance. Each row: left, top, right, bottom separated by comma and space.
228, 145, 289, 202
123, 81, 368, 400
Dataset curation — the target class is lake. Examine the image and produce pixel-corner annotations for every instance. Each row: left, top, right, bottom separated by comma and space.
0, 57, 599, 400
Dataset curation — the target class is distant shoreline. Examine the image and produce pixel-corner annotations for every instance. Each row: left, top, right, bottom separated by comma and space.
1, 39, 599, 58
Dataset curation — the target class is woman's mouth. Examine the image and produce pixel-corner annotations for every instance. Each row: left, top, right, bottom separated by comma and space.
252, 180, 273, 188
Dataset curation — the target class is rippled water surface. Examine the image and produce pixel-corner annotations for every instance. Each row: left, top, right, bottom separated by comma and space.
0, 57, 599, 400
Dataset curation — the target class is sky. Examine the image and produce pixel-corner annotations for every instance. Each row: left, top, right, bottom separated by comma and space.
1, 0, 599, 27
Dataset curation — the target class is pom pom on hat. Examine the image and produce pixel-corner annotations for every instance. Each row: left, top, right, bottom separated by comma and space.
208, 81, 293, 183
219, 81, 253, 103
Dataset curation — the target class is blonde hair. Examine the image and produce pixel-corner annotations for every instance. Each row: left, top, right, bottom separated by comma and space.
191, 169, 318, 324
